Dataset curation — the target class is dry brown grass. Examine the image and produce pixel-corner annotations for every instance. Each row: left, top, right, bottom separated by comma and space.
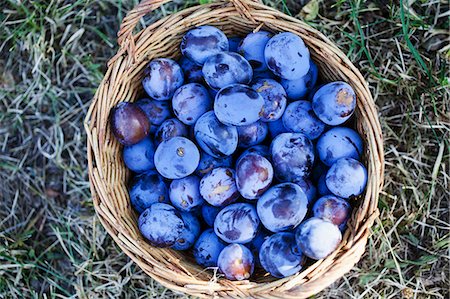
1, 0, 448, 298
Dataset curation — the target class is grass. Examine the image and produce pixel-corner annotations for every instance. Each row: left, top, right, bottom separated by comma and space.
1, 0, 449, 298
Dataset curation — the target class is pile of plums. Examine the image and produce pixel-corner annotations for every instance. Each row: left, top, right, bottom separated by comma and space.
110, 26, 368, 281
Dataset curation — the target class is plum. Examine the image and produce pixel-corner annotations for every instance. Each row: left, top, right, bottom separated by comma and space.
267, 118, 288, 138
193, 228, 226, 267
282, 100, 325, 140
295, 217, 342, 260
259, 232, 304, 278
169, 175, 204, 212
317, 173, 332, 196
237, 121, 268, 148
171, 212, 201, 250
203, 52, 253, 90
292, 178, 317, 205
110, 102, 150, 146
325, 158, 367, 198
228, 36, 242, 52
214, 84, 264, 126
154, 118, 188, 145
236, 153, 273, 200
181, 26, 229, 65
252, 69, 277, 81
240, 145, 271, 162
252, 79, 287, 122
313, 195, 351, 230
154, 137, 200, 179
194, 111, 238, 158
280, 59, 318, 100
195, 151, 233, 177
179, 56, 204, 83
201, 204, 221, 227
172, 83, 212, 125
136, 98, 172, 133
199, 167, 239, 207
246, 229, 270, 267
214, 203, 260, 243
316, 126, 363, 166
270, 133, 315, 181
142, 58, 184, 101
265, 32, 310, 80
123, 137, 155, 173
129, 171, 169, 213
257, 183, 308, 232
312, 81, 356, 125
238, 31, 272, 71
138, 203, 184, 247
218, 244, 254, 280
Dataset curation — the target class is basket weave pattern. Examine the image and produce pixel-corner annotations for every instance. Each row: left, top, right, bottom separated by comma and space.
84, 0, 384, 297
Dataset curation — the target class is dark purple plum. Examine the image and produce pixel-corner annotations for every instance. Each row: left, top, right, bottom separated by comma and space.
312, 81, 356, 125
200, 167, 239, 207
129, 171, 169, 213
246, 229, 270, 267
238, 31, 272, 71
267, 118, 288, 138
282, 100, 325, 140
240, 145, 271, 162
280, 59, 318, 100
325, 158, 367, 198
201, 204, 221, 227
292, 178, 317, 205
202, 52, 253, 90
316, 127, 363, 166
295, 217, 342, 260
270, 133, 315, 181
142, 58, 184, 101
228, 37, 242, 52
179, 56, 204, 83
317, 173, 332, 196
257, 183, 308, 232
218, 244, 254, 280
214, 203, 260, 243
195, 151, 233, 177
313, 195, 351, 230
236, 153, 273, 200
193, 229, 226, 267
110, 102, 150, 146
214, 84, 264, 126
138, 203, 184, 247
171, 212, 201, 250
136, 98, 172, 133
237, 121, 268, 148
154, 118, 188, 145
154, 137, 200, 179
265, 32, 310, 80
169, 175, 204, 212
123, 137, 155, 173
252, 79, 287, 122
180, 26, 229, 65
259, 232, 304, 278
194, 111, 238, 158
172, 83, 212, 125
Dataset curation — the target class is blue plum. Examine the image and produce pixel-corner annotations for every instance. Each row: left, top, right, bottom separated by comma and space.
252, 79, 287, 122
246, 229, 270, 267
325, 158, 367, 198
218, 244, 254, 280
257, 183, 308, 232
312, 81, 356, 125
313, 195, 351, 230
180, 26, 229, 65
237, 121, 268, 148
201, 204, 221, 227
282, 100, 325, 140
259, 232, 304, 278
270, 133, 315, 181
111, 102, 150, 146
123, 137, 155, 173
154, 137, 200, 179
236, 153, 273, 200
214, 203, 260, 243
316, 127, 363, 166
195, 151, 233, 177
194, 111, 238, 158
193, 229, 226, 267
199, 167, 239, 207
154, 118, 188, 145
228, 37, 242, 52
142, 58, 184, 101
238, 31, 272, 71
214, 84, 264, 126
169, 175, 204, 212
280, 59, 318, 100
172, 83, 212, 125
240, 145, 271, 162
317, 173, 331, 196
179, 56, 204, 83
267, 118, 288, 138
138, 203, 184, 247
202, 52, 253, 90
252, 69, 277, 81
129, 171, 169, 213
292, 178, 317, 205
295, 217, 342, 260
265, 32, 310, 80
136, 98, 172, 133
171, 212, 201, 250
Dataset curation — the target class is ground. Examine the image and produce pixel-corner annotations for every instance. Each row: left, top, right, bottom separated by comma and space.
0, 0, 448, 298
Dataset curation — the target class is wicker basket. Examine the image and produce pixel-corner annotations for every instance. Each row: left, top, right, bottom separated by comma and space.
84, 0, 385, 297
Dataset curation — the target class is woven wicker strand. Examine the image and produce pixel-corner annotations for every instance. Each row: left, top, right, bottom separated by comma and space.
84, 0, 385, 297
